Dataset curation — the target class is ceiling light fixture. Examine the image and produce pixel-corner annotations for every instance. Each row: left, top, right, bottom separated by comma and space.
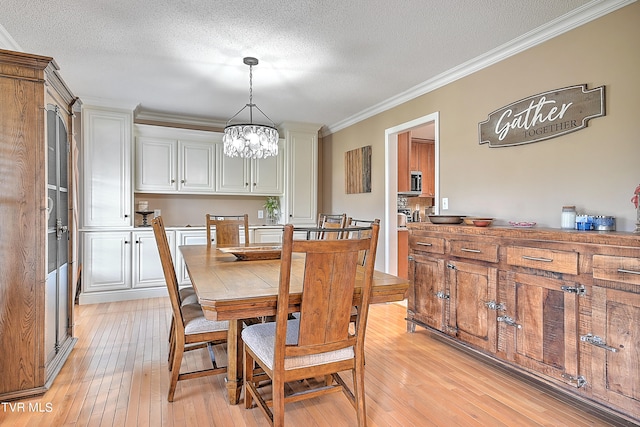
223, 57, 279, 159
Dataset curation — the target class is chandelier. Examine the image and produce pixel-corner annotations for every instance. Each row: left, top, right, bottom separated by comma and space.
223, 57, 279, 159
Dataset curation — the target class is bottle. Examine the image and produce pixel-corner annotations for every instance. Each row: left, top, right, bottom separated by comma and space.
561, 206, 576, 229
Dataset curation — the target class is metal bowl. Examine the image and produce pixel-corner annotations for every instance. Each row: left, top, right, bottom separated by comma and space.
428, 215, 464, 224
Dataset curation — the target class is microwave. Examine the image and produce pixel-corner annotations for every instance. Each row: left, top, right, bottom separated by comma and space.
410, 171, 422, 194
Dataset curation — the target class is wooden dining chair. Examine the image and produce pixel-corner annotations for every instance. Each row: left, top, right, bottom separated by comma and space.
346, 218, 381, 265
152, 216, 229, 402
206, 214, 249, 247
317, 212, 347, 239
242, 222, 380, 427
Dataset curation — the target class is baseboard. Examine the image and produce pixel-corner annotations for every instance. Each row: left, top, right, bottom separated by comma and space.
78, 287, 169, 304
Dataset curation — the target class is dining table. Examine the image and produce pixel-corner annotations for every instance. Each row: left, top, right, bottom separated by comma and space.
179, 243, 409, 405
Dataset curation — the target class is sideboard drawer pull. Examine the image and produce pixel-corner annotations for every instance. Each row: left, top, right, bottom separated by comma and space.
416, 242, 433, 246
461, 248, 481, 253
618, 268, 640, 275
522, 255, 553, 262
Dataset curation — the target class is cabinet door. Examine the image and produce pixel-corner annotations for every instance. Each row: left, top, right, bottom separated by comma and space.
408, 252, 447, 332
135, 137, 177, 192
133, 230, 175, 288
447, 260, 498, 353
175, 230, 208, 284
587, 286, 640, 419
254, 228, 284, 243
502, 270, 579, 384
82, 107, 132, 227
83, 232, 132, 292
44, 106, 72, 367
179, 140, 215, 192
422, 142, 435, 197
252, 140, 284, 195
397, 132, 410, 192
286, 128, 318, 225
215, 144, 251, 193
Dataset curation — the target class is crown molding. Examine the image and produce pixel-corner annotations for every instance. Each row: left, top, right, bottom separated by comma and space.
0, 24, 22, 51
323, 0, 635, 137
134, 108, 227, 130
80, 95, 139, 112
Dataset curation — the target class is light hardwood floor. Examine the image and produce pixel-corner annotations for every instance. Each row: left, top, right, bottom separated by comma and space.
0, 298, 630, 426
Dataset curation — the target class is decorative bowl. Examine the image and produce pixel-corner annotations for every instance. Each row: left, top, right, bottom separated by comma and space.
464, 217, 493, 226
472, 219, 493, 227
509, 221, 536, 228
428, 215, 465, 224
217, 246, 282, 260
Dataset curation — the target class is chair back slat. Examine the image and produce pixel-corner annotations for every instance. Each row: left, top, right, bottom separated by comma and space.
298, 250, 360, 346
346, 218, 381, 265
275, 223, 379, 362
206, 214, 249, 247
317, 213, 347, 239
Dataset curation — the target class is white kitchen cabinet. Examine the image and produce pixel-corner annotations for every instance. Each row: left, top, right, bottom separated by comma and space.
82, 106, 133, 228
215, 139, 284, 195
80, 229, 175, 303
82, 231, 132, 294
282, 123, 322, 226
134, 124, 217, 193
254, 227, 284, 243
133, 230, 175, 288
175, 229, 209, 285
135, 136, 175, 192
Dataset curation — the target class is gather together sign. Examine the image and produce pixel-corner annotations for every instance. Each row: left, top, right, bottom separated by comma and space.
478, 84, 605, 148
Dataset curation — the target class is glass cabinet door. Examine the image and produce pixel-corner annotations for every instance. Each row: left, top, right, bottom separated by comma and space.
45, 106, 71, 365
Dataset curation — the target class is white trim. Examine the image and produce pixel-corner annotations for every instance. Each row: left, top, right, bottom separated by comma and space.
385, 112, 439, 274
0, 23, 22, 51
134, 109, 227, 129
80, 96, 140, 112
325, 0, 634, 137
78, 287, 169, 305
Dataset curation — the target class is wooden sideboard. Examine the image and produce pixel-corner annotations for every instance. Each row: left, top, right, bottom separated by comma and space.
407, 223, 640, 424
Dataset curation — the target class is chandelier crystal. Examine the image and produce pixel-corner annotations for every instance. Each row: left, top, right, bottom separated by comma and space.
223, 57, 279, 159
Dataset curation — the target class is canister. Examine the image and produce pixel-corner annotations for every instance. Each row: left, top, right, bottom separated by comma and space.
561, 206, 576, 229
593, 216, 615, 231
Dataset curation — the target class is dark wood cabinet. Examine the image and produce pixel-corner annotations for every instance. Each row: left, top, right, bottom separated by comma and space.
408, 252, 447, 332
447, 260, 498, 353
408, 224, 640, 424
587, 254, 640, 414
501, 270, 580, 384
0, 49, 78, 400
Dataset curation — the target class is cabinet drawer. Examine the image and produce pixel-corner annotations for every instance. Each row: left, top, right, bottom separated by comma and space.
593, 254, 640, 286
506, 246, 578, 275
449, 240, 498, 263
409, 236, 445, 254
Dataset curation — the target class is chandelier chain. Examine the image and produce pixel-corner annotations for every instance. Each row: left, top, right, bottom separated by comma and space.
248, 63, 253, 122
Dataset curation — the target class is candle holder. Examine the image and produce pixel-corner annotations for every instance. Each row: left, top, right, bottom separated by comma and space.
136, 210, 154, 227
635, 207, 640, 234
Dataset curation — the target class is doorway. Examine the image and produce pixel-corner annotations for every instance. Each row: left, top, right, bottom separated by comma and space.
384, 112, 439, 274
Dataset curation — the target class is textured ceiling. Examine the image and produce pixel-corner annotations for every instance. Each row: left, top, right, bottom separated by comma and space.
1, 0, 604, 132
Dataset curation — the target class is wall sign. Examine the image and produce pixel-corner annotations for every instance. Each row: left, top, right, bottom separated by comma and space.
478, 84, 605, 148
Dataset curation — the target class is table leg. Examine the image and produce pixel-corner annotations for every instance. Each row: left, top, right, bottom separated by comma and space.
225, 319, 243, 404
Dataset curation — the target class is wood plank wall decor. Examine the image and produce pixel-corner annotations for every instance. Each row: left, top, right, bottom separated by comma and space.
345, 145, 371, 194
